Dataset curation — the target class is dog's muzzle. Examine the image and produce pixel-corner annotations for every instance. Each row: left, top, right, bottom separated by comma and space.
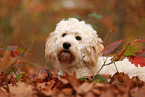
57, 49, 74, 65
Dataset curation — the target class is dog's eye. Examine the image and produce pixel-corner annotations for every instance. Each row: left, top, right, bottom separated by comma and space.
62, 33, 67, 37
76, 36, 81, 40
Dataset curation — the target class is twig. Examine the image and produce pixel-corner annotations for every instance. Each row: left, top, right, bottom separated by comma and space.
113, 41, 130, 61
114, 62, 118, 73
45, 65, 52, 80
37, 68, 40, 79
103, 29, 112, 44
93, 57, 114, 80
2, 39, 36, 73
2, 56, 21, 73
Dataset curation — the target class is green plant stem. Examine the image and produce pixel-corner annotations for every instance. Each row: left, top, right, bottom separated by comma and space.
93, 61, 114, 80
114, 62, 119, 72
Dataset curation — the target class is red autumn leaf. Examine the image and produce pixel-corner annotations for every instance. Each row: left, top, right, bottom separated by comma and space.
135, 48, 145, 57
111, 42, 130, 61
127, 56, 145, 67
134, 39, 145, 42
7, 46, 19, 57
10, 49, 19, 58
101, 40, 124, 56
111, 50, 125, 61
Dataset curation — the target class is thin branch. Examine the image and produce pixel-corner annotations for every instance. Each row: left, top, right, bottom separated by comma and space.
2, 39, 36, 73
103, 29, 112, 44
114, 62, 119, 73
93, 57, 114, 80
45, 65, 52, 80
2, 56, 21, 73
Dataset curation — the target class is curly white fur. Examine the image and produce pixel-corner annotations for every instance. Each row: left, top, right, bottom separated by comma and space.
45, 18, 145, 81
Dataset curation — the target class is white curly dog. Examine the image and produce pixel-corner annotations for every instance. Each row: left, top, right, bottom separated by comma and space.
45, 18, 145, 81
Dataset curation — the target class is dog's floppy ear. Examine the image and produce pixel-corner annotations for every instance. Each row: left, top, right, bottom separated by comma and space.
93, 36, 104, 55
83, 35, 104, 66
45, 32, 57, 63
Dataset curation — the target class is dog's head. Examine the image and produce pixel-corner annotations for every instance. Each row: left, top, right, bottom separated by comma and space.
45, 18, 104, 66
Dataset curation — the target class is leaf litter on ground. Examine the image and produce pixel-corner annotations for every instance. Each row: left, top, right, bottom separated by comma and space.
0, 40, 145, 97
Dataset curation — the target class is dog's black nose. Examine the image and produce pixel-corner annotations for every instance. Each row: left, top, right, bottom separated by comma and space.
63, 42, 71, 49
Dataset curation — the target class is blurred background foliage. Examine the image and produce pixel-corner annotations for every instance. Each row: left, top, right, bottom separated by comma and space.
0, 0, 145, 66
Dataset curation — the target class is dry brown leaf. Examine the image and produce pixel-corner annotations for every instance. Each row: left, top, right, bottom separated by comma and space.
77, 82, 94, 94
61, 88, 73, 96
9, 81, 33, 97
59, 77, 69, 84
84, 91, 95, 97
110, 72, 131, 87
93, 83, 109, 89
41, 89, 53, 97
131, 76, 144, 87
62, 73, 81, 90
92, 88, 102, 95
37, 82, 49, 90
0, 50, 11, 72
0, 50, 18, 73
100, 89, 115, 97
0, 87, 9, 97
130, 86, 145, 97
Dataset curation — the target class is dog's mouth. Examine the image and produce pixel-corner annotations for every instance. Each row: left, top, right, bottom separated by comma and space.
57, 50, 74, 65
62, 50, 71, 53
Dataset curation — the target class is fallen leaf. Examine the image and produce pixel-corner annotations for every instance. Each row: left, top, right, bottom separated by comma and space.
130, 86, 145, 97
127, 56, 145, 67
111, 42, 130, 61
135, 48, 145, 57
84, 91, 95, 97
111, 50, 125, 61
0, 87, 9, 97
92, 88, 102, 95
131, 76, 143, 87
61, 88, 73, 96
110, 72, 131, 87
93, 74, 107, 83
101, 40, 124, 56
9, 81, 33, 97
0, 50, 18, 73
62, 73, 81, 91
10, 49, 19, 58
100, 88, 115, 97
59, 77, 69, 84
77, 82, 94, 94
124, 44, 141, 57
134, 39, 145, 42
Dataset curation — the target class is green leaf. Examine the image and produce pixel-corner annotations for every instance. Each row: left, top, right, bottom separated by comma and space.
93, 74, 107, 83
88, 12, 103, 19
124, 44, 141, 57
79, 77, 90, 81
15, 73, 26, 80
18, 48, 28, 53
17, 74, 23, 79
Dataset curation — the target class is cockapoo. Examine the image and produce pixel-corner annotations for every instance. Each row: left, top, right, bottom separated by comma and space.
45, 18, 145, 81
